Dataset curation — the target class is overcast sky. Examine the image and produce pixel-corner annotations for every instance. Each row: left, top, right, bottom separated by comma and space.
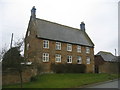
0, 0, 119, 55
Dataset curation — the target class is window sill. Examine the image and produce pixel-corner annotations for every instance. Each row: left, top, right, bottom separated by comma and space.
56, 49, 61, 51
67, 51, 72, 52
77, 52, 81, 53
55, 61, 61, 63
67, 62, 72, 64
42, 61, 49, 63
43, 47, 49, 49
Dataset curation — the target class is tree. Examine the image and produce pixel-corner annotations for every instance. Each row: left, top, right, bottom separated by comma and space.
2, 47, 25, 88
2, 38, 25, 88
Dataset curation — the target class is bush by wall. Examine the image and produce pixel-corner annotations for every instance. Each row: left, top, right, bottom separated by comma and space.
51, 63, 86, 73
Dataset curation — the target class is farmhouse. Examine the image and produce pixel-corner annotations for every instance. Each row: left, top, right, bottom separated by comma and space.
24, 6, 94, 73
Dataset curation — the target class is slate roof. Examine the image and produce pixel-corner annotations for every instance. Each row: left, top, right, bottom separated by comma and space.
35, 18, 94, 47
96, 51, 116, 62
113, 56, 119, 62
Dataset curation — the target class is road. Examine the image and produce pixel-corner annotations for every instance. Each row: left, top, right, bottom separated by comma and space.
87, 79, 119, 88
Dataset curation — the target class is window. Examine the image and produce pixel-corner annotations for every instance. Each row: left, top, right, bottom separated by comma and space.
77, 45, 81, 53
77, 56, 82, 64
67, 44, 72, 51
56, 42, 61, 50
67, 56, 72, 63
43, 40, 49, 49
55, 54, 61, 62
86, 57, 90, 64
28, 31, 30, 36
43, 53, 49, 62
86, 47, 90, 53
27, 43, 30, 50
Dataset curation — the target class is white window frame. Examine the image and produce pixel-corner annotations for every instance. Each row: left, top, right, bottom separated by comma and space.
67, 44, 72, 51
43, 40, 49, 49
28, 31, 30, 36
27, 43, 30, 50
56, 42, 61, 50
77, 45, 81, 53
86, 47, 90, 54
86, 57, 90, 64
67, 55, 72, 63
42, 53, 49, 62
55, 54, 61, 62
77, 56, 82, 64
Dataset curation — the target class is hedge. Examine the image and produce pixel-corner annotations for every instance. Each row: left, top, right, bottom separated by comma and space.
51, 63, 86, 73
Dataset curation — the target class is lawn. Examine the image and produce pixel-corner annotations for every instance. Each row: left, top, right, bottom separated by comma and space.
3, 73, 118, 88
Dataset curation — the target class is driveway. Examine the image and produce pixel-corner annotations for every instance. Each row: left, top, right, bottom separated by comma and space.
86, 79, 119, 88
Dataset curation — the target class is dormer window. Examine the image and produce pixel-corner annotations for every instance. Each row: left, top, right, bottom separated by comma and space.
67, 44, 72, 52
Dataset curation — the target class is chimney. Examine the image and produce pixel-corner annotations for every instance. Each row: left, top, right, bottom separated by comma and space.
80, 22, 85, 31
31, 6, 36, 18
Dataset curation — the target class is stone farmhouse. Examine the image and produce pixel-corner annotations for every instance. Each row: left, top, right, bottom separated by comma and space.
24, 6, 95, 73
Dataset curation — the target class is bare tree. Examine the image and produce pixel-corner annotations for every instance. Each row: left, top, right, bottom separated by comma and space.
14, 37, 24, 50
0, 37, 24, 62
13, 37, 24, 56
0, 45, 8, 62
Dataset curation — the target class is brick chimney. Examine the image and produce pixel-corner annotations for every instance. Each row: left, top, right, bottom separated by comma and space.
80, 22, 85, 31
31, 6, 36, 18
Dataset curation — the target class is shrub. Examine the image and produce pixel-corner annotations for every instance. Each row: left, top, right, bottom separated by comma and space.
30, 76, 38, 82
51, 63, 86, 73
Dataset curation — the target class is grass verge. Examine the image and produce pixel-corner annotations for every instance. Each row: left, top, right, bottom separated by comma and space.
3, 73, 118, 88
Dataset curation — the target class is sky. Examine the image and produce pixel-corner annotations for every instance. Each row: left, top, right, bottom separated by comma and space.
0, 0, 119, 55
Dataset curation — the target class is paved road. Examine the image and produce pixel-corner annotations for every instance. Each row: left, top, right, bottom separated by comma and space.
87, 79, 119, 88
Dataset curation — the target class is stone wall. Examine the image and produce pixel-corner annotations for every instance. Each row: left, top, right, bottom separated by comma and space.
26, 37, 94, 73
94, 55, 104, 73
99, 62, 118, 74
2, 66, 37, 85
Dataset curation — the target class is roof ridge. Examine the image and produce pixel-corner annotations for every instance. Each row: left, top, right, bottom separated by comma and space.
36, 18, 81, 31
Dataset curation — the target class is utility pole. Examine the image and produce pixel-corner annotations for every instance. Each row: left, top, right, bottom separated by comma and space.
10, 33, 13, 49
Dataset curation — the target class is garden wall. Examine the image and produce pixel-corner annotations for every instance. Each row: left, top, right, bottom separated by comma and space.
2, 66, 37, 85
99, 62, 118, 74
